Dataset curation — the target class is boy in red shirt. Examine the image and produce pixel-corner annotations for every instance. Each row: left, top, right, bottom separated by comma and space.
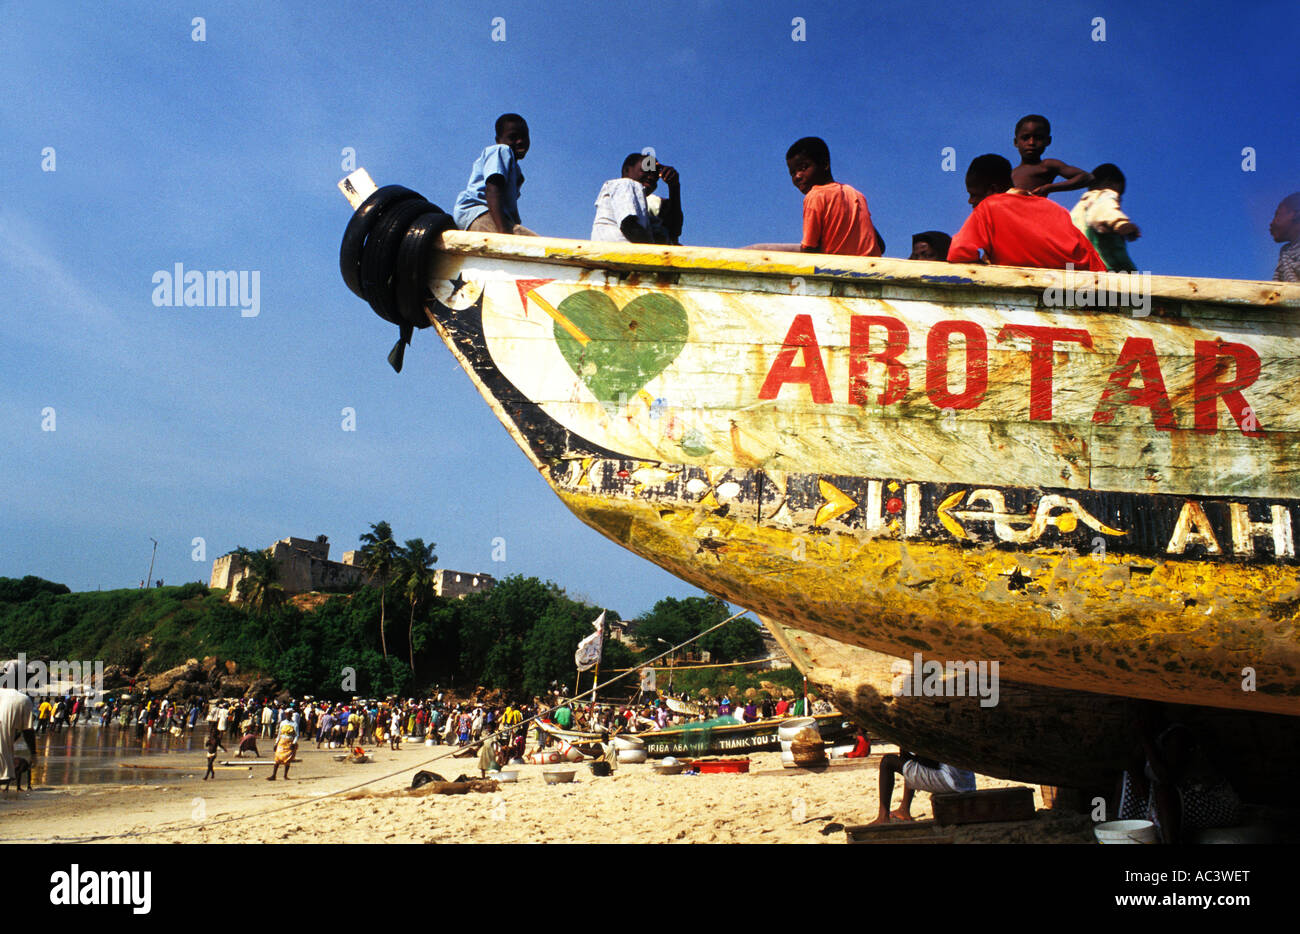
783, 137, 882, 256
948, 154, 1105, 271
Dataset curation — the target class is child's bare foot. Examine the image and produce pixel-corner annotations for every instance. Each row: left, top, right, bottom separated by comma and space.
890, 808, 913, 821
266, 775, 275, 781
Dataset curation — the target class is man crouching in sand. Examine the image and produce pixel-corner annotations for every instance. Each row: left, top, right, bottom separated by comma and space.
267, 720, 298, 781
870, 751, 976, 824
236, 729, 261, 757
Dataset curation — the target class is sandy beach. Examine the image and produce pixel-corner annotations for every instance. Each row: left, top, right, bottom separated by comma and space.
0, 740, 1095, 844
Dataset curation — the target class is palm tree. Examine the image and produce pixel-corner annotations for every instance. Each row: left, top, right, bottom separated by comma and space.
232, 547, 283, 617
396, 538, 437, 672
358, 521, 398, 661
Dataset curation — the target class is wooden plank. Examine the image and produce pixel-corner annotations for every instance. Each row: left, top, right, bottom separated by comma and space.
338, 168, 377, 209
932, 788, 1037, 826
844, 821, 955, 844
752, 754, 882, 776
435, 229, 1300, 309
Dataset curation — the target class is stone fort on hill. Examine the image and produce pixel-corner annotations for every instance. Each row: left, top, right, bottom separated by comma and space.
209, 536, 494, 603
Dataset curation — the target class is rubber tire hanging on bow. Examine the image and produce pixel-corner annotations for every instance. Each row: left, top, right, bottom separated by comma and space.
339, 185, 424, 299
386, 210, 457, 372
340, 182, 458, 372
359, 197, 439, 326
395, 210, 457, 326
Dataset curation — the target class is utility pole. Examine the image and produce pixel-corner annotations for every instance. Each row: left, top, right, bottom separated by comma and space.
146, 537, 158, 588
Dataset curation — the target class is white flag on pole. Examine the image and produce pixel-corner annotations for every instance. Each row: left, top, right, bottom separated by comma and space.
575, 610, 605, 671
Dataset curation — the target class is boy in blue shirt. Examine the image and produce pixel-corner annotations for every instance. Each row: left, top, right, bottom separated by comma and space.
453, 113, 538, 234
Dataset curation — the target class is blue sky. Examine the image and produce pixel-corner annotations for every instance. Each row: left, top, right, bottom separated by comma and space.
1, 1, 1294, 618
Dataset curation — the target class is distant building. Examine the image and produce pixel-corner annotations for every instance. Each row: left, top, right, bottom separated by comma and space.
211, 536, 494, 604
433, 569, 495, 599
210, 536, 366, 602
606, 616, 634, 647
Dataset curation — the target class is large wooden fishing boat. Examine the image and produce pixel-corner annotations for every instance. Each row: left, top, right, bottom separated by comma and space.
338, 173, 1300, 717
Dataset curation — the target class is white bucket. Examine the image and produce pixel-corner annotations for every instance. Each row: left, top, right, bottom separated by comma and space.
1094, 820, 1157, 844
618, 748, 648, 764
613, 735, 645, 751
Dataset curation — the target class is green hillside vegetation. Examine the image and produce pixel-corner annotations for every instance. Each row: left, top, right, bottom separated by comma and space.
0, 575, 787, 701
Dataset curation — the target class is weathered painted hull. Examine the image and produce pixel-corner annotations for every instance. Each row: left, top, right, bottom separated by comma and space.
342, 207, 1300, 716
762, 615, 1300, 805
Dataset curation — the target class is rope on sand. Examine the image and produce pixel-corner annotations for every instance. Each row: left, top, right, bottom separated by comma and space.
0, 609, 755, 843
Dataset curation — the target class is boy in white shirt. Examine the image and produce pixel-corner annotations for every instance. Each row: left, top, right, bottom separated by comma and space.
1070, 163, 1141, 272
591, 153, 681, 243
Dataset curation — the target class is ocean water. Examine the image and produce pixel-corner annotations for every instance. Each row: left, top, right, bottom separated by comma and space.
21, 724, 218, 786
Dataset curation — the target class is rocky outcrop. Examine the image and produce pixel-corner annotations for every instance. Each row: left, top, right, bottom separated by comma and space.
101, 665, 133, 690
127, 655, 277, 702
147, 658, 204, 695
246, 676, 277, 700
218, 672, 256, 697
166, 679, 209, 702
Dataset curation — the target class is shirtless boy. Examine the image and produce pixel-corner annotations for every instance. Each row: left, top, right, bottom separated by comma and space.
1010, 114, 1092, 197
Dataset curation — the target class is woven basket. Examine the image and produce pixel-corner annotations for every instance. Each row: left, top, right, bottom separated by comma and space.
791, 745, 826, 767
790, 727, 826, 766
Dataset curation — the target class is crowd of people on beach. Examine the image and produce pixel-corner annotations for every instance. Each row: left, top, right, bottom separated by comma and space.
451, 112, 1299, 282
39, 685, 833, 751
21, 684, 838, 784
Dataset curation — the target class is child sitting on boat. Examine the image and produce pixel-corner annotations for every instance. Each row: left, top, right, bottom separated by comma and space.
746, 137, 883, 255
909, 230, 951, 261
1010, 114, 1092, 198
1070, 163, 1141, 271
948, 154, 1106, 271
453, 113, 537, 235
1270, 192, 1300, 282
591, 153, 682, 243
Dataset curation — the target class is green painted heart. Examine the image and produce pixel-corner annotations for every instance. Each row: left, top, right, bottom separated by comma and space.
552, 291, 689, 409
